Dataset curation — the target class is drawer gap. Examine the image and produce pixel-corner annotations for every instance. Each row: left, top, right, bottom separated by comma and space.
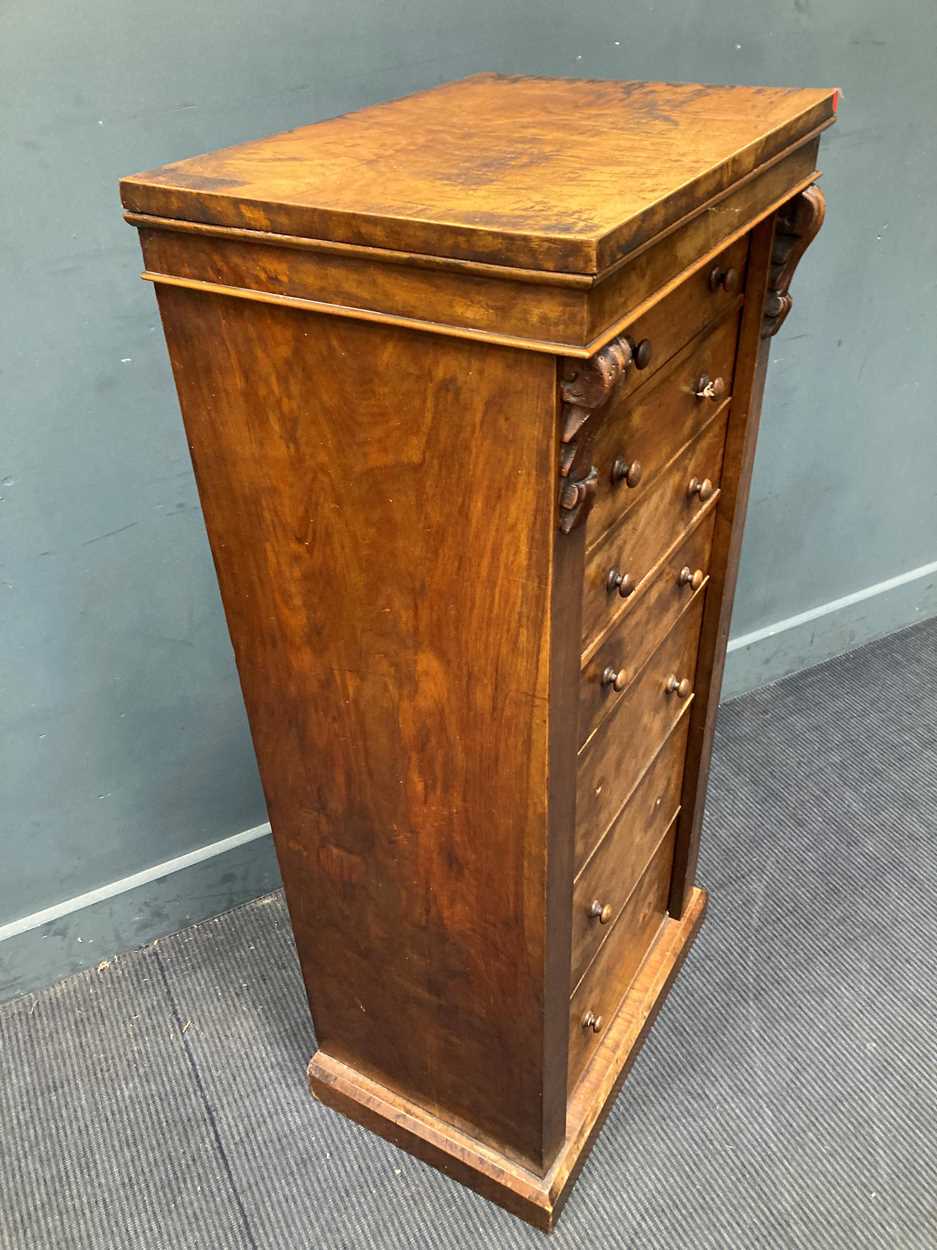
579, 576, 708, 754
581, 492, 719, 669
585, 396, 731, 559
570, 809, 681, 998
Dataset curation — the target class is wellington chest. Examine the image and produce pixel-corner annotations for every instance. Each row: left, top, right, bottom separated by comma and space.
120, 74, 835, 1230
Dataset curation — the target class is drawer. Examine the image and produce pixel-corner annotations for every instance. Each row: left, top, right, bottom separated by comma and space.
581, 407, 727, 649
579, 510, 716, 748
575, 705, 690, 871
576, 594, 704, 848
571, 723, 689, 983
585, 309, 740, 547
568, 821, 676, 1087
583, 234, 749, 416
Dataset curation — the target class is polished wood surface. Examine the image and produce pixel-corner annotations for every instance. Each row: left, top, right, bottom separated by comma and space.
581, 411, 727, 645
129, 144, 817, 358
572, 726, 687, 980
309, 887, 708, 1231
153, 291, 567, 1170
577, 596, 705, 845
568, 824, 676, 1085
579, 523, 713, 749
585, 232, 748, 408
575, 713, 690, 872
123, 73, 831, 1231
121, 75, 834, 274
586, 309, 741, 546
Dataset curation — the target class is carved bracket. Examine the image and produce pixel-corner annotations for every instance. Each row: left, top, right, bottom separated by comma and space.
557, 336, 632, 533
763, 184, 827, 338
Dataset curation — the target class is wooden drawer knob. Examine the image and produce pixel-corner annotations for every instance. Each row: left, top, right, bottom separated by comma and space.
611, 457, 642, 487
709, 264, 740, 294
589, 899, 613, 924
688, 477, 714, 501
666, 674, 692, 698
694, 374, 726, 400
601, 666, 627, 692
627, 337, 653, 369
606, 568, 635, 597
581, 1010, 604, 1033
678, 566, 704, 591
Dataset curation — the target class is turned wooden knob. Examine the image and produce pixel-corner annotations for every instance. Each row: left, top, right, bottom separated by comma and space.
582, 1010, 604, 1033
611, 457, 642, 488
694, 374, 726, 400
678, 566, 704, 591
666, 674, 692, 698
589, 899, 613, 924
688, 477, 714, 501
628, 337, 653, 369
601, 665, 627, 692
606, 568, 635, 597
709, 265, 740, 294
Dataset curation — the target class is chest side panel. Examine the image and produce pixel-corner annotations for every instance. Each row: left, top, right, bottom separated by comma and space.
154, 286, 560, 1166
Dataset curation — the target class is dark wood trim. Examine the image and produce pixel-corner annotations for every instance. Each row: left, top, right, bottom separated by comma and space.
763, 186, 827, 337
557, 338, 633, 532
668, 218, 778, 917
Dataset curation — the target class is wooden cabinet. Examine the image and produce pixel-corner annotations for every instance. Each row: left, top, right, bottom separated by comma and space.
120, 73, 834, 1230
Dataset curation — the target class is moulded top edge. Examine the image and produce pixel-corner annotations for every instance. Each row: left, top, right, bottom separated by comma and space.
120, 74, 837, 277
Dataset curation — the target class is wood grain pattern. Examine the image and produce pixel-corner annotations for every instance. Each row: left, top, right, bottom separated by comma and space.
568, 823, 676, 1085
576, 595, 705, 846
123, 76, 833, 1231
586, 310, 741, 547
134, 217, 746, 368
584, 139, 819, 338
575, 711, 691, 871
571, 734, 685, 982
308, 887, 708, 1231
133, 152, 814, 359
121, 74, 834, 273
136, 223, 588, 349
578, 515, 714, 749
584, 233, 747, 403
581, 410, 727, 646
153, 287, 567, 1170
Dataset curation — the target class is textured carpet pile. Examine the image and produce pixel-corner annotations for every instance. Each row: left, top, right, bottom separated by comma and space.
2, 619, 936, 1248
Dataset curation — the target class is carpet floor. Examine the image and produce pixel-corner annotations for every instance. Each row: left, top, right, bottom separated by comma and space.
3, 619, 936, 1249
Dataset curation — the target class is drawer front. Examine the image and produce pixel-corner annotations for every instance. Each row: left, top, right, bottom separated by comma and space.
586, 310, 740, 547
579, 510, 716, 748
587, 234, 749, 415
577, 710, 694, 875
581, 408, 727, 649
571, 718, 689, 981
577, 594, 704, 848
568, 821, 676, 1087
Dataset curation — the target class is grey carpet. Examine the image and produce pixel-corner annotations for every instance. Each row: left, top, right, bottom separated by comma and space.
3, 619, 936, 1249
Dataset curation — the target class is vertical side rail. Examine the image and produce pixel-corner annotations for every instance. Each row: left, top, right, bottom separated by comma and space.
670, 186, 827, 918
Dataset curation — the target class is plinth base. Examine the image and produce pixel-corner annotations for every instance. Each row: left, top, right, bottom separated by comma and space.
308, 886, 707, 1231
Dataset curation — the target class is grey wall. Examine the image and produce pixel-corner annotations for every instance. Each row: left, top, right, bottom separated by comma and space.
2, 0, 935, 998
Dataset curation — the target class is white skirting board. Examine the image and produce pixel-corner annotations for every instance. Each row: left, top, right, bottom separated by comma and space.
0, 826, 281, 1004
722, 558, 937, 700
2, 558, 936, 1003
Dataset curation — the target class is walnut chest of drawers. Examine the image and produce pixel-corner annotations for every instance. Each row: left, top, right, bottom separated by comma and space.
120, 73, 834, 1230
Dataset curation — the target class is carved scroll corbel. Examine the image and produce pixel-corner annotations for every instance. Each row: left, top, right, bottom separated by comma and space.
557, 336, 632, 533
762, 184, 827, 338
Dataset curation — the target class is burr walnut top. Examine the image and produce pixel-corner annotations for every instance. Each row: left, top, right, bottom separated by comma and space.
120, 73, 835, 275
